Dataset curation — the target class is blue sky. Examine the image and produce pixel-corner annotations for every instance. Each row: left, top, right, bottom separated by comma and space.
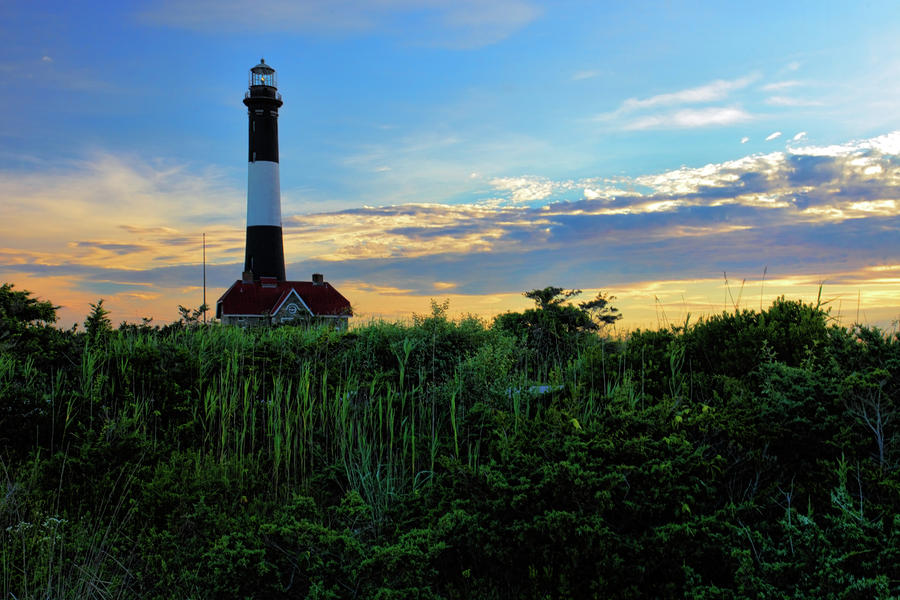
1, 1, 899, 329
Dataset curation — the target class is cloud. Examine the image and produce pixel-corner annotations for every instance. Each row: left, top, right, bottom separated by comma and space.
0, 58, 120, 93
119, 225, 181, 236
765, 96, 823, 107
765, 131, 782, 141
791, 131, 900, 156
793, 132, 807, 141
488, 176, 564, 203
278, 133, 900, 272
619, 75, 757, 111
596, 74, 757, 130
0, 153, 243, 271
436, 1, 541, 48
741, 137, 750, 144
572, 70, 601, 81
761, 80, 802, 91
339, 130, 561, 207
624, 107, 752, 130
138, 0, 540, 48
72, 241, 150, 255
4, 133, 900, 328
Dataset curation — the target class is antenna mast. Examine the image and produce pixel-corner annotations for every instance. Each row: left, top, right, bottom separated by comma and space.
202, 232, 207, 323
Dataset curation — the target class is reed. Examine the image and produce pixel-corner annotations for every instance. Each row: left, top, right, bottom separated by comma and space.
5, 314, 600, 530
0, 454, 139, 600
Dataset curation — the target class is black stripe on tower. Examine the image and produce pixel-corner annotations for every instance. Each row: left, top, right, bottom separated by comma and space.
245, 225, 286, 281
245, 93, 282, 163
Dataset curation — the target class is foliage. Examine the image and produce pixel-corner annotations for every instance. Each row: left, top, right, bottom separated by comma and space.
0, 283, 59, 354
1, 283, 899, 599
493, 286, 620, 374
177, 303, 210, 325
85, 299, 112, 345
0, 283, 58, 325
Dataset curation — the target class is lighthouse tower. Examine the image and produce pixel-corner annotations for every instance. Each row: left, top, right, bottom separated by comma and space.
217, 59, 352, 328
244, 58, 286, 281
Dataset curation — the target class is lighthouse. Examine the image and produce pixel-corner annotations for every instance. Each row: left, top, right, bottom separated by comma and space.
243, 58, 286, 281
217, 59, 352, 328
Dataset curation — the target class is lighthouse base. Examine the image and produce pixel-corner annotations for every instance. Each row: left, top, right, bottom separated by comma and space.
244, 225, 286, 281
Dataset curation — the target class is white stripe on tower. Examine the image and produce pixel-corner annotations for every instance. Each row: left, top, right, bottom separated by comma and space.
247, 161, 281, 226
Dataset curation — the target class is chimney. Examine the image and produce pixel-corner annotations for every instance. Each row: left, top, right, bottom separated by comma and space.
312, 273, 324, 286
242, 270, 254, 283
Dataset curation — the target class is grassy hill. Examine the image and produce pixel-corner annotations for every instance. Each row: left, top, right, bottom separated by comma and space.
2, 285, 898, 598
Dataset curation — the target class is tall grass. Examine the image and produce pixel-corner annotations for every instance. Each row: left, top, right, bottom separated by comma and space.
3, 314, 627, 535
1, 455, 139, 599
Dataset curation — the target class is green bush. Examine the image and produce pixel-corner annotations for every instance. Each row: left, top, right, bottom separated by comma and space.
2, 284, 898, 598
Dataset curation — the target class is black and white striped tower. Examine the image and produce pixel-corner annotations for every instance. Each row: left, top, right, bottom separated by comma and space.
243, 58, 286, 281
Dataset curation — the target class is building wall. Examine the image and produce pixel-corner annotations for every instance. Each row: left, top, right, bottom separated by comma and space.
221, 303, 348, 329
221, 314, 270, 327
275, 301, 349, 329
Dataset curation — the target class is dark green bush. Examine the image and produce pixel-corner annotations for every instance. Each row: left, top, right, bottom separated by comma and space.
2, 285, 898, 599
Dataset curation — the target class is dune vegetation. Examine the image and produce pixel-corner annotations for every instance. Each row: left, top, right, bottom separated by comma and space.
1, 282, 898, 599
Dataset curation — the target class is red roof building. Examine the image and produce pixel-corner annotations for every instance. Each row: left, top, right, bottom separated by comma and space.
216, 273, 352, 327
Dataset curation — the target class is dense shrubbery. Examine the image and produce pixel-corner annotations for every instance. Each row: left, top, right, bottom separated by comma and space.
1, 284, 898, 599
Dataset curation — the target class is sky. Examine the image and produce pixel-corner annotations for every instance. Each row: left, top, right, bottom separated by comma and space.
1, 0, 899, 331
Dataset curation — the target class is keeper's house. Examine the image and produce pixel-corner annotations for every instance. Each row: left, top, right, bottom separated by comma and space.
216, 273, 351, 328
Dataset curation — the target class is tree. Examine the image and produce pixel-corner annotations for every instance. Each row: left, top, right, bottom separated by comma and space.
578, 291, 622, 328
516, 287, 621, 333
843, 368, 894, 470
177, 303, 209, 326
493, 286, 621, 372
84, 299, 112, 343
524, 287, 582, 310
0, 283, 58, 325
0, 283, 58, 350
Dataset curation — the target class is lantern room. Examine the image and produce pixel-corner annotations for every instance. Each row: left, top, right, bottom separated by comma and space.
249, 59, 277, 88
